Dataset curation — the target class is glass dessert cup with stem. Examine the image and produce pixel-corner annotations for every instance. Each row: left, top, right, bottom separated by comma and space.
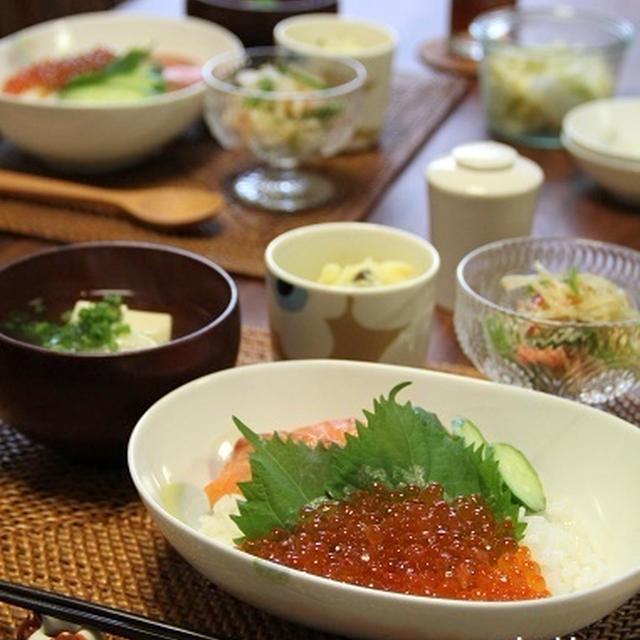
202, 46, 365, 213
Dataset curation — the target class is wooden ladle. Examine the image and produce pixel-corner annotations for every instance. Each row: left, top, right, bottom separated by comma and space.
0, 168, 224, 227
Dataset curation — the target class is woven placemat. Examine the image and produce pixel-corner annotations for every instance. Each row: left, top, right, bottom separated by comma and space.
0, 327, 638, 640
0, 72, 468, 278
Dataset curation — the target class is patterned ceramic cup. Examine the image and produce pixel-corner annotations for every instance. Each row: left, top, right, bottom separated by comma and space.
274, 15, 397, 150
265, 222, 440, 366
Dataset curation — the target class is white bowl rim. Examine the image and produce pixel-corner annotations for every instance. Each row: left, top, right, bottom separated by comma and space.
561, 132, 640, 171
273, 13, 399, 59
0, 240, 239, 358
202, 45, 366, 100
562, 97, 640, 164
0, 11, 243, 109
456, 235, 640, 329
127, 358, 640, 611
264, 221, 441, 294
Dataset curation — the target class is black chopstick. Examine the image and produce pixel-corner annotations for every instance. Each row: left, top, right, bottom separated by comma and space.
0, 579, 235, 640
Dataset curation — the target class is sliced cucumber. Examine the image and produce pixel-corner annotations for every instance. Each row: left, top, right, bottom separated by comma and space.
491, 442, 546, 513
59, 62, 164, 102
452, 417, 488, 452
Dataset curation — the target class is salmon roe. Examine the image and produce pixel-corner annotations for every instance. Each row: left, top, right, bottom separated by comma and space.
241, 483, 549, 601
3, 47, 116, 95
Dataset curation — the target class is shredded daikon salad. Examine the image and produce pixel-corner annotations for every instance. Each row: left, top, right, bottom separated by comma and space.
501, 262, 640, 323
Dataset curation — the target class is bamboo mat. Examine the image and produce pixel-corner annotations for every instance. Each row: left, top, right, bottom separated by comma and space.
0, 72, 468, 278
0, 327, 638, 640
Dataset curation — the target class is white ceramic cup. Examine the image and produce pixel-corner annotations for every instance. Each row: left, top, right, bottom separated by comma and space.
264, 222, 440, 366
426, 141, 543, 311
274, 14, 397, 151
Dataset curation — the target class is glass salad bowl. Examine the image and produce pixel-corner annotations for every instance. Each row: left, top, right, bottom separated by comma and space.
454, 237, 640, 404
202, 46, 365, 212
470, 6, 634, 148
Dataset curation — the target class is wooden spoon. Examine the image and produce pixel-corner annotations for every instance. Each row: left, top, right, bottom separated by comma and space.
0, 168, 224, 227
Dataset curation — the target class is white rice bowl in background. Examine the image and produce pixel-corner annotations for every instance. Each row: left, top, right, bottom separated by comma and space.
128, 360, 640, 640
0, 13, 241, 170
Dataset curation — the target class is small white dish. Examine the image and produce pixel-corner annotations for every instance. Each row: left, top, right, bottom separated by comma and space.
0, 12, 241, 171
128, 359, 640, 640
562, 131, 640, 204
562, 96, 640, 163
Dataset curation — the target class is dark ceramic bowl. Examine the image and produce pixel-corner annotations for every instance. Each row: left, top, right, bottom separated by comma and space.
0, 242, 240, 461
186, 0, 338, 47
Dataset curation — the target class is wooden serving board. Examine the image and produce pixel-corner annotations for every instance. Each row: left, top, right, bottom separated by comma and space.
0, 72, 469, 278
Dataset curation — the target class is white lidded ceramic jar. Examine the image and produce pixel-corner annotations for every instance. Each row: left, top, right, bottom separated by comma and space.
426, 141, 543, 310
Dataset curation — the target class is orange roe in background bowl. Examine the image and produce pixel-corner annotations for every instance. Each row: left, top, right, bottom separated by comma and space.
241, 482, 549, 601
3, 47, 116, 95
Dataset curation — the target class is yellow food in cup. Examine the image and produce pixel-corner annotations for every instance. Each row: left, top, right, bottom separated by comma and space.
317, 258, 414, 287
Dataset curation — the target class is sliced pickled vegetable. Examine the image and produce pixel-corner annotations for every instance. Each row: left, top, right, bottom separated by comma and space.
452, 417, 488, 451
491, 442, 546, 513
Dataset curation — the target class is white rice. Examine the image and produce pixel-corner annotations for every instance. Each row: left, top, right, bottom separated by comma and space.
522, 499, 608, 595
199, 494, 242, 547
200, 495, 608, 597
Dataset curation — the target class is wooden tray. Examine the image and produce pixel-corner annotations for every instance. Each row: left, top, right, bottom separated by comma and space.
0, 72, 469, 278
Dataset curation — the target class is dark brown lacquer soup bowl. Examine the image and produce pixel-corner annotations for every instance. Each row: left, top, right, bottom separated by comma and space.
0, 242, 240, 462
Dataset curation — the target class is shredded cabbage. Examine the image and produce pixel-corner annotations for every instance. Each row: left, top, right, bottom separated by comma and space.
485, 44, 614, 136
501, 262, 640, 323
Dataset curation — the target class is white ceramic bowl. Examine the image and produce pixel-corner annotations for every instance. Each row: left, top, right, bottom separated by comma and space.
562, 97, 640, 162
562, 97, 640, 203
562, 132, 640, 205
0, 12, 241, 171
128, 360, 640, 640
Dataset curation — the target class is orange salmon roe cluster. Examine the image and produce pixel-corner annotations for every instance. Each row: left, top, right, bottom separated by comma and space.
3, 47, 116, 95
241, 482, 549, 601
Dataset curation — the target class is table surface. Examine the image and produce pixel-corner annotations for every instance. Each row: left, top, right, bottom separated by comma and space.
0, 0, 639, 367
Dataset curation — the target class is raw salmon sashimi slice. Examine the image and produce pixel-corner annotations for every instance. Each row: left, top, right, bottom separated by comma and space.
205, 418, 357, 506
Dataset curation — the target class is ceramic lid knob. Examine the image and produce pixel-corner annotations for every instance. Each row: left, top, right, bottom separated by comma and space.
452, 141, 517, 170
426, 141, 543, 198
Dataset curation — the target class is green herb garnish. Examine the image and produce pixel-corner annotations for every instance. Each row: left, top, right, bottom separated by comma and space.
486, 315, 517, 357
59, 48, 166, 99
257, 77, 275, 92
564, 266, 580, 296
2, 295, 131, 352
276, 62, 329, 90
304, 102, 342, 120
231, 383, 527, 542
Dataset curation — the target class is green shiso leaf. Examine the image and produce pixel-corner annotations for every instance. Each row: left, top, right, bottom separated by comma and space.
231, 384, 529, 541
327, 382, 447, 494
63, 48, 149, 88
231, 417, 336, 540
59, 48, 166, 98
